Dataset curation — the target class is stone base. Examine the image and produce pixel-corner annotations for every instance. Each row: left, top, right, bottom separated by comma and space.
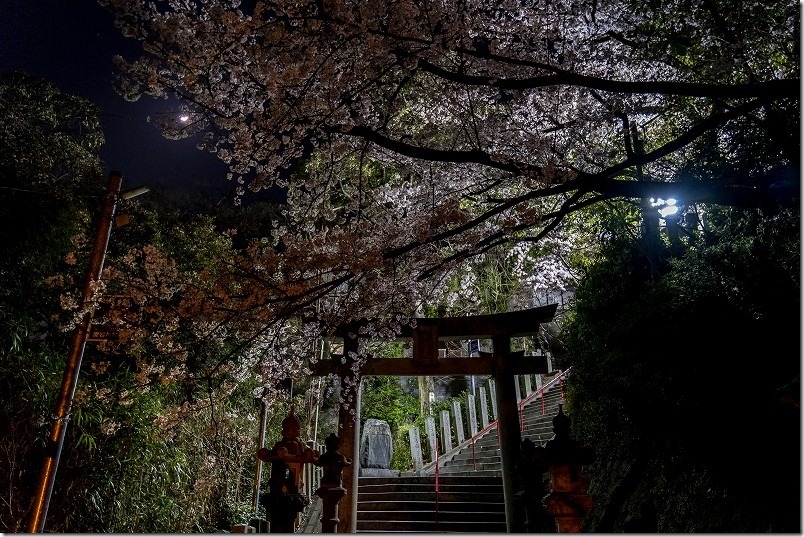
359, 468, 401, 477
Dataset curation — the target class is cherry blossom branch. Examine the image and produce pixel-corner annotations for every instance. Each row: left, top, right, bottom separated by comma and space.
326, 124, 534, 176
445, 47, 798, 98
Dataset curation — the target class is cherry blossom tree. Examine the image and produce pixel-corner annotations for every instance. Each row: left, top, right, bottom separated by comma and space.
91, 0, 799, 388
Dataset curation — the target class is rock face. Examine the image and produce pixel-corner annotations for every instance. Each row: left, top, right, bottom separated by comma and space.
360, 418, 393, 469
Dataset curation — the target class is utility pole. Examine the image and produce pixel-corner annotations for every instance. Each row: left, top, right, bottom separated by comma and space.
26, 172, 124, 532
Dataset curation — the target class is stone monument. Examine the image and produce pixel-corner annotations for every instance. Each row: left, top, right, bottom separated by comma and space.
359, 418, 398, 477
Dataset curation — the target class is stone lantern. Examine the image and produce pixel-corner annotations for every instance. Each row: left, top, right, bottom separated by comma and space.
541, 404, 594, 533
257, 407, 319, 533
314, 433, 352, 533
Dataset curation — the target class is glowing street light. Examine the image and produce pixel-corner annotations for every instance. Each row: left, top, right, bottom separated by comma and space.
650, 197, 679, 218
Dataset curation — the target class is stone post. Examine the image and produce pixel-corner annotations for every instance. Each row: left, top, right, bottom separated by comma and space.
440, 409, 453, 452
467, 394, 478, 437
479, 386, 490, 428
425, 416, 438, 462
452, 401, 465, 443
488, 379, 498, 420
315, 433, 352, 533
408, 426, 424, 471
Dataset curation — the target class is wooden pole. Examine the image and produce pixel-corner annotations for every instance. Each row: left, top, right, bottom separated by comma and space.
26, 172, 123, 533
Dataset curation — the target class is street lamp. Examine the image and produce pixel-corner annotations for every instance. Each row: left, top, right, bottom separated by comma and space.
26, 171, 148, 533
120, 185, 150, 200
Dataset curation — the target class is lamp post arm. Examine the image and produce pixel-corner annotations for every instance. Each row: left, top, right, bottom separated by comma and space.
26, 171, 123, 533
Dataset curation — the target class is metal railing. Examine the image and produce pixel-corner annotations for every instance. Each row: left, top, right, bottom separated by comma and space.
518, 366, 572, 427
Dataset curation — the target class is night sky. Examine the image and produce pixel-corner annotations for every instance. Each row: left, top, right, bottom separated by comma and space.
1, 0, 233, 198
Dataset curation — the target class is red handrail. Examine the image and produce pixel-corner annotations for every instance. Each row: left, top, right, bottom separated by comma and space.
470, 418, 498, 471
471, 434, 476, 470
519, 366, 572, 409
434, 438, 439, 525
520, 366, 572, 420
469, 367, 572, 472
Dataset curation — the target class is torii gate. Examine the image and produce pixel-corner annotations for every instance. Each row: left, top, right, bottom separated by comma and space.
310, 304, 558, 533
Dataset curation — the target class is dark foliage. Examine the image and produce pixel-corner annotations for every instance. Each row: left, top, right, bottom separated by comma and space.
564, 205, 799, 532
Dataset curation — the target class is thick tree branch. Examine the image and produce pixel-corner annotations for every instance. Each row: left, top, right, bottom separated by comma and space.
440, 51, 799, 98
384, 168, 797, 275
588, 98, 767, 180
327, 124, 540, 176
579, 174, 799, 208
330, 96, 768, 192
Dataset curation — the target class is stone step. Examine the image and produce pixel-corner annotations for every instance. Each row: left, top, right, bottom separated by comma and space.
521, 421, 556, 431
522, 408, 562, 420
522, 430, 555, 442
439, 461, 501, 470
520, 404, 563, 417
359, 475, 500, 486
522, 410, 559, 420
468, 429, 554, 446
356, 519, 507, 532
358, 500, 505, 512
456, 440, 495, 449
359, 483, 502, 495
522, 406, 562, 419
430, 469, 503, 478
356, 475, 505, 532
446, 454, 500, 466
356, 509, 505, 522
452, 441, 499, 451
470, 432, 498, 441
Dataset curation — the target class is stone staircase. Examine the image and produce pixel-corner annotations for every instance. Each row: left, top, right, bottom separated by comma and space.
356, 475, 506, 532
437, 384, 565, 476
355, 374, 566, 532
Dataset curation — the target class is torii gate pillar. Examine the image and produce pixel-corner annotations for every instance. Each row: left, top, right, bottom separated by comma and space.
493, 334, 522, 532
335, 333, 361, 534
